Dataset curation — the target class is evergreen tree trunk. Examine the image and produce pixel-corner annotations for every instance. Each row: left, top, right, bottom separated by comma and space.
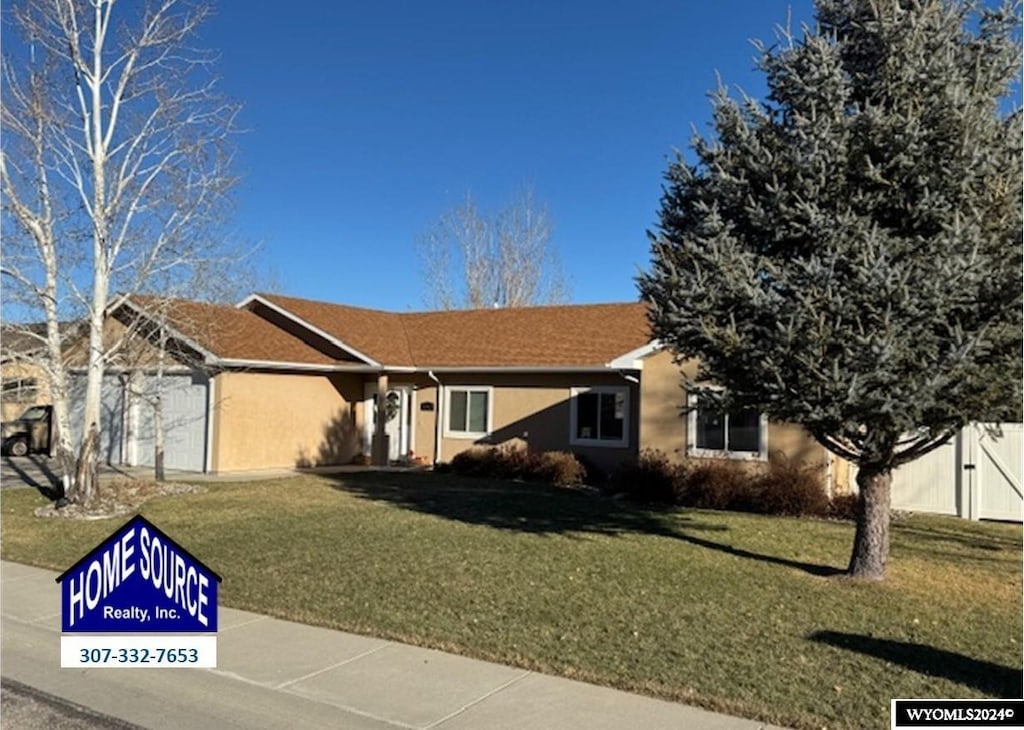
847, 466, 892, 580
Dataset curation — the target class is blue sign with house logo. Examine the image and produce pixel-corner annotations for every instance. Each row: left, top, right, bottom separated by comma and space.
56, 515, 221, 633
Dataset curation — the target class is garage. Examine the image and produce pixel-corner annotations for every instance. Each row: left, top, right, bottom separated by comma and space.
67, 371, 209, 473
67, 374, 125, 465
129, 372, 209, 472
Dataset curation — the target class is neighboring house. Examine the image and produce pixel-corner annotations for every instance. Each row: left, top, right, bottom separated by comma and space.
2, 324, 47, 421
70, 293, 852, 493
0, 322, 82, 422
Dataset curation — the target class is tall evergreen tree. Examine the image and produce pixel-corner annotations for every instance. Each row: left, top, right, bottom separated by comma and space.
639, 0, 1021, 580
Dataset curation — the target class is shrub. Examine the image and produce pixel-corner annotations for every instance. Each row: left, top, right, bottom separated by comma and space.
678, 460, 750, 511
753, 461, 830, 516
608, 450, 684, 504
827, 493, 859, 521
448, 446, 586, 487
535, 451, 586, 487
572, 452, 607, 486
450, 447, 501, 477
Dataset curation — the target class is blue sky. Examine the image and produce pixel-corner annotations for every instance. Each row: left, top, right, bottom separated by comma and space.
198, 2, 816, 309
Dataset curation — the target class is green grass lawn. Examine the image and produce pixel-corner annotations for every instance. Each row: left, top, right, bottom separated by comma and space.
3, 471, 1020, 729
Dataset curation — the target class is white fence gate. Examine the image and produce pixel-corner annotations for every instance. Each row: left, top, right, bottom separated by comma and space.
890, 423, 1023, 521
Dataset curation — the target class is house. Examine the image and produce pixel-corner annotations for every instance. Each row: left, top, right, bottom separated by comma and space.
2, 324, 49, 421
63, 292, 851, 492
0, 321, 84, 422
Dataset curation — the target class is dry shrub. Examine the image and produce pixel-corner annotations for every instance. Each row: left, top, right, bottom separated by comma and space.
754, 461, 830, 516
450, 447, 501, 477
572, 452, 608, 486
609, 449, 684, 504
608, 452, 832, 517
535, 451, 587, 486
680, 460, 750, 510
449, 446, 586, 487
827, 493, 860, 520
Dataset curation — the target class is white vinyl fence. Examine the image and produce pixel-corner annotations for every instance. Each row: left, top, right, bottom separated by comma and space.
888, 423, 1023, 522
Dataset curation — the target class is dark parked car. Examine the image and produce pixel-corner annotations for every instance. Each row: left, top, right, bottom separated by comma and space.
1, 405, 53, 457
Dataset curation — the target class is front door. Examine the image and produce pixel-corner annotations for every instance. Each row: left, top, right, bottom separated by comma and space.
363, 384, 413, 463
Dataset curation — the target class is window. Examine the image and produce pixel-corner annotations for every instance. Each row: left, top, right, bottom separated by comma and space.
570, 386, 629, 447
1, 378, 39, 403
445, 387, 491, 438
687, 393, 766, 459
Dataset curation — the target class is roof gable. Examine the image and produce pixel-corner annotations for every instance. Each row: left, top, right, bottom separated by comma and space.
123, 296, 338, 367
238, 294, 395, 366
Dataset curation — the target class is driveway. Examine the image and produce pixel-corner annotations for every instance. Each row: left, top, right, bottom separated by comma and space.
1, 456, 63, 493
0, 456, 146, 493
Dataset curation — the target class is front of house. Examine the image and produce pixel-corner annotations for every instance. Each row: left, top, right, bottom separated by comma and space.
64, 292, 848, 493
14, 292, 1021, 517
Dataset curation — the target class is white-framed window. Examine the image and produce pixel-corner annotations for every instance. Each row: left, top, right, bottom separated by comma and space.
570, 386, 629, 448
687, 392, 767, 460
444, 386, 492, 439
1, 377, 39, 403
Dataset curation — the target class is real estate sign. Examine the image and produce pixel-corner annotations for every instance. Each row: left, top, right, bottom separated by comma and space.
56, 515, 220, 667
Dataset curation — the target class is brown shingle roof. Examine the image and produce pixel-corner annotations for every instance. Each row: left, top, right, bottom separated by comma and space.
127, 296, 337, 366
255, 293, 413, 366
255, 293, 651, 368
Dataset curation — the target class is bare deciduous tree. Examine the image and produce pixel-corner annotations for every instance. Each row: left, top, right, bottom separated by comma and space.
112, 260, 264, 482
418, 187, 569, 310
1, 0, 240, 505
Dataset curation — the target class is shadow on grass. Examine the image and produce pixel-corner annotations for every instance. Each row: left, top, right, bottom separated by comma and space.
893, 521, 1022, 553
325, 470, 843, 577
2, 455, 63, 500
809, 630, 1022, 696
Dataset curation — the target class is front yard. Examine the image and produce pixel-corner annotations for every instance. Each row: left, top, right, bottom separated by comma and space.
2, 471, 1020, 729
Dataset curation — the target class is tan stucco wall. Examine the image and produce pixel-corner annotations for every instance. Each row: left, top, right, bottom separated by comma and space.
210, 370, 363, 472
638, 351, 696, 460
398, 373, 639, 473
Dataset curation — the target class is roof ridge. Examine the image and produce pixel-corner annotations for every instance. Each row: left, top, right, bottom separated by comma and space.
257, 291, 643, 318
257, 292, 398, 317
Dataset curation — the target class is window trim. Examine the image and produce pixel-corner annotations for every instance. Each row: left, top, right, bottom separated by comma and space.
569, 386, 630, 448
1, 377, 39, 403
686, 392, 768, 461
443, 385, 494, 439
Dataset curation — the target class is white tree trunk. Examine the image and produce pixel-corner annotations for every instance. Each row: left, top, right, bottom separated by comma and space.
154, 331, 167, 481
3, 0, 240, 507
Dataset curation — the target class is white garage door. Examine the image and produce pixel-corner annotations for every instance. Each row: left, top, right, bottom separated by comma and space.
132, 372, 209, 473
67, 374, 125, 465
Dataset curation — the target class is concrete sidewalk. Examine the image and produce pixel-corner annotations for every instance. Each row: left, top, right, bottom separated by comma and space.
1, 561, 780, 730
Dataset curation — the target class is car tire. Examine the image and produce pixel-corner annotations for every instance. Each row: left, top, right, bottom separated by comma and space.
7, 438, 28, 458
